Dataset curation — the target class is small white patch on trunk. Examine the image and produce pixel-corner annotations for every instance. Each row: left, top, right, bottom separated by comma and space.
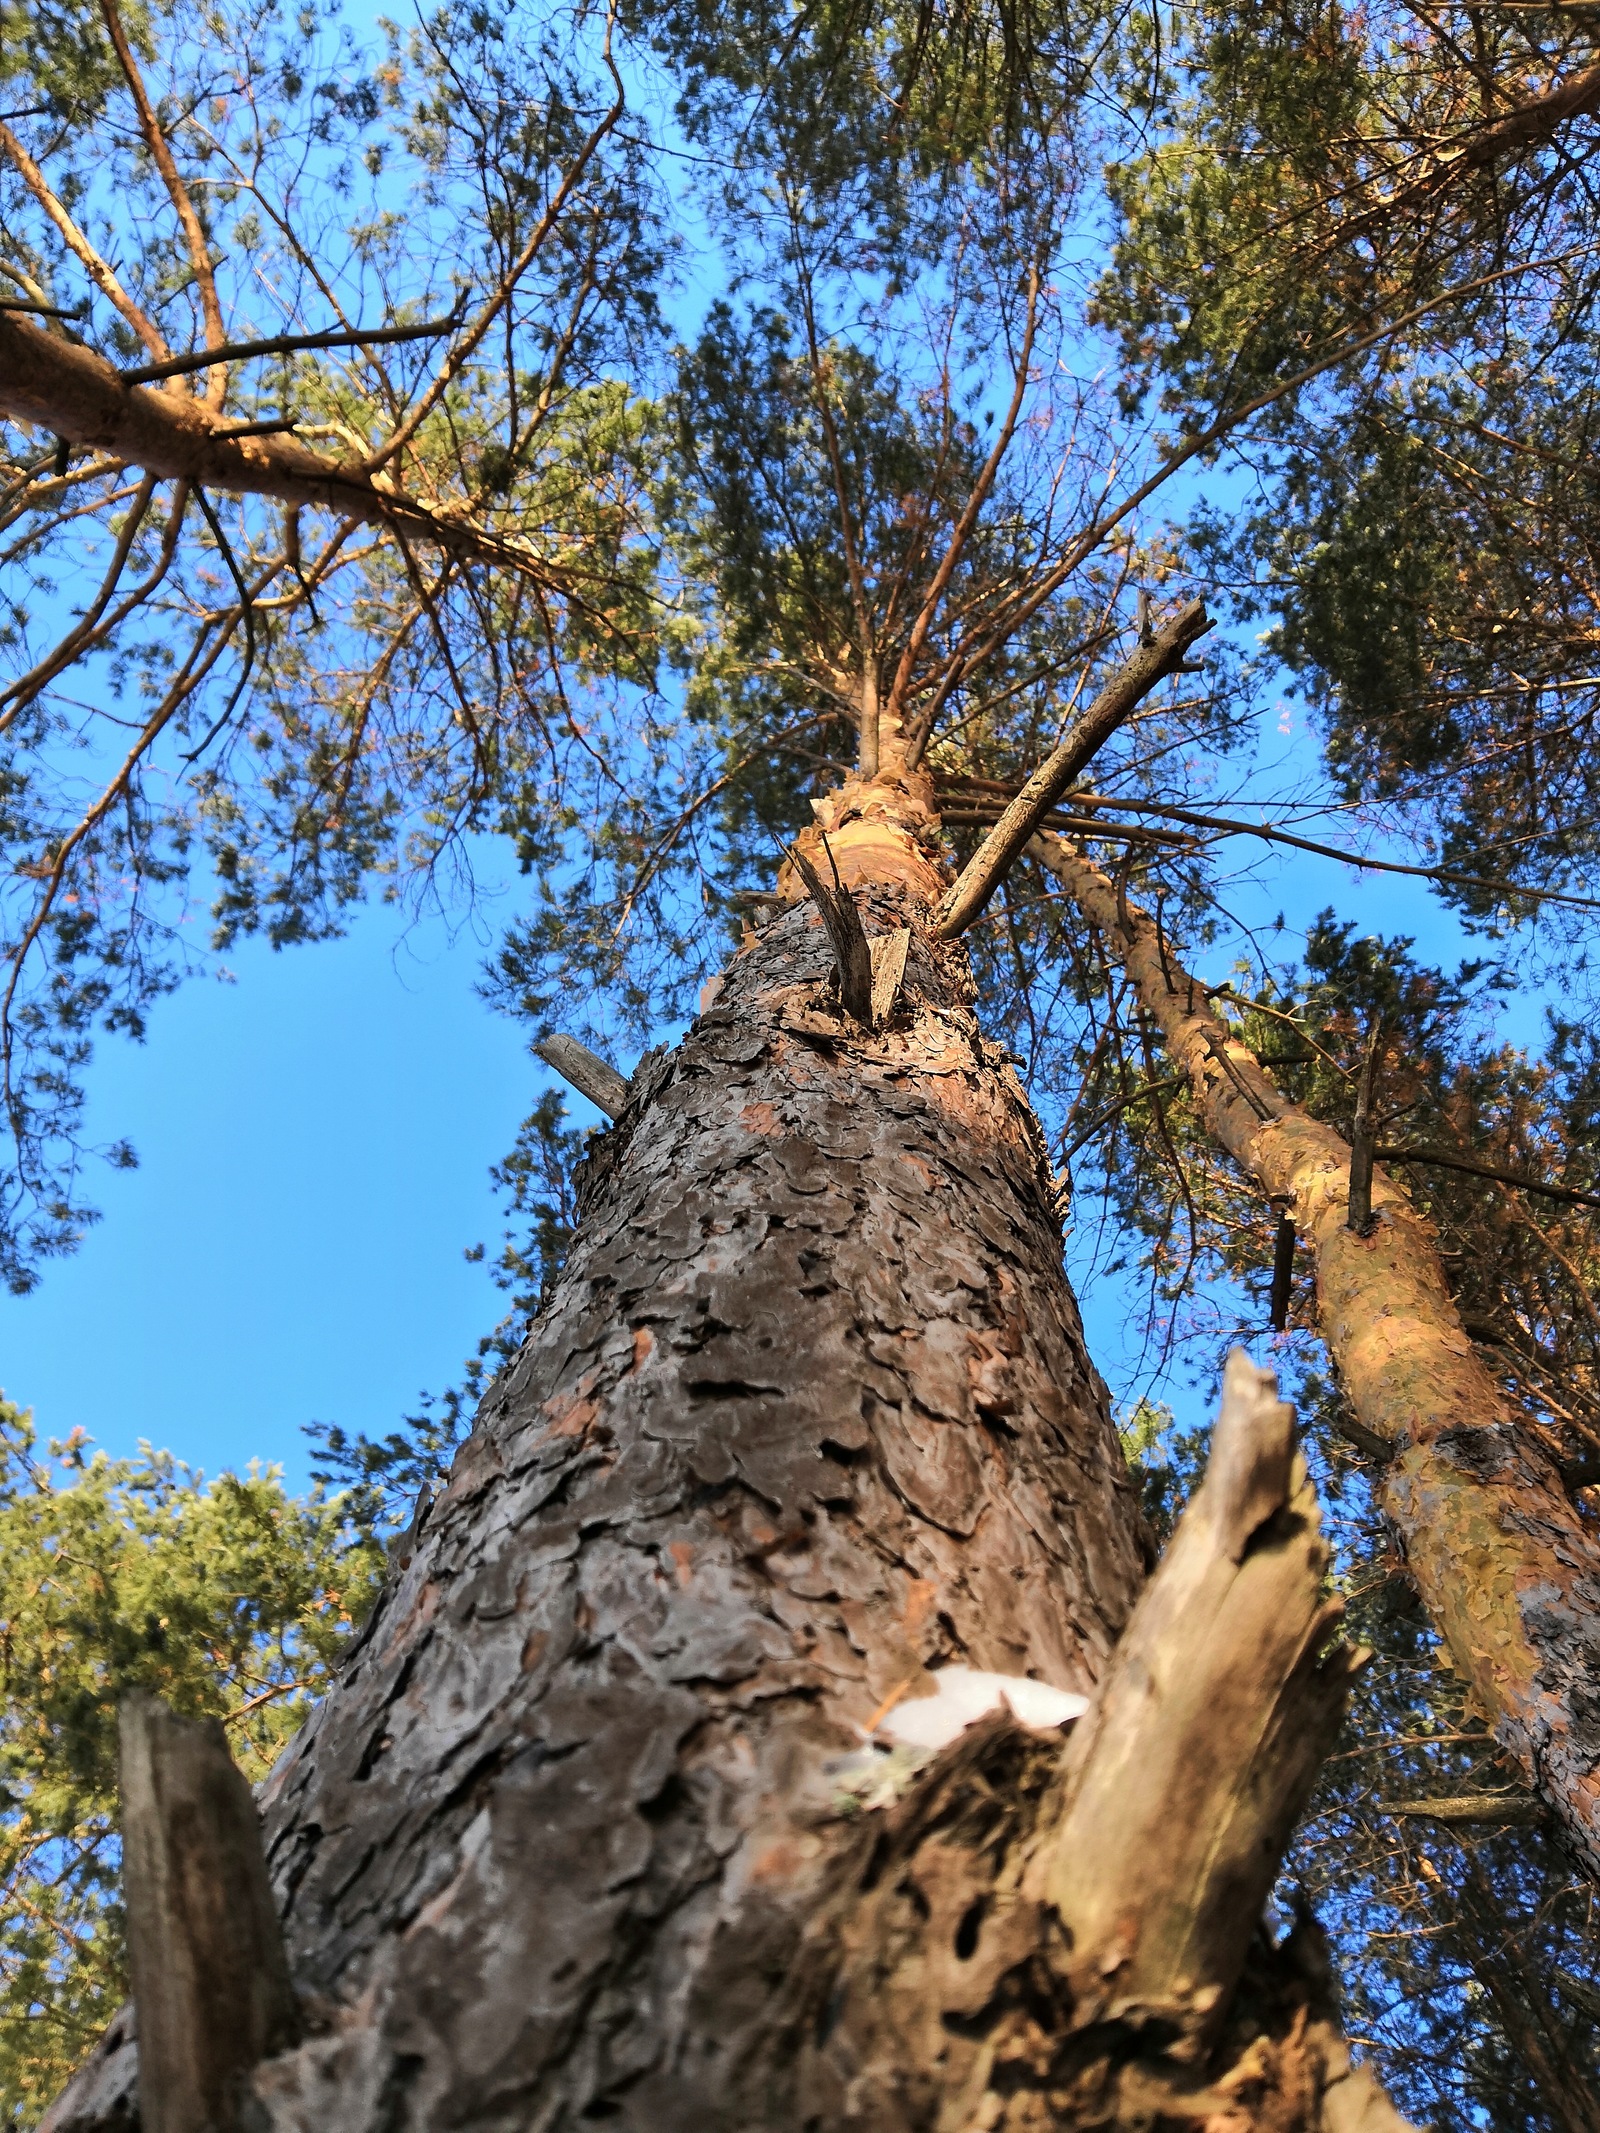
880, 1668, 1089, 1750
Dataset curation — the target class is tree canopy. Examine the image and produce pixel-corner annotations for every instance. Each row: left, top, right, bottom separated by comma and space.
6, 0, 1600, 2123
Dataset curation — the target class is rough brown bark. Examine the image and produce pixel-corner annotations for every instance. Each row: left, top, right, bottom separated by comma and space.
1033, 830, 1600, 1883
54, 764, 1142, 2128
46, 769, 1411, 2131
702, 1351, 1403, 2131
54, 1308, 1407, 2132
0, 310, 545, 574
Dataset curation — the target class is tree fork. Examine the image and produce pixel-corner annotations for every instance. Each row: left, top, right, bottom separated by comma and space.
1033, 829, 1600, 1883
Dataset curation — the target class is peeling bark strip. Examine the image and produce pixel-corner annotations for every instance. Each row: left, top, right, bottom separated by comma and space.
1034, 830, 1600, 1884
116, 1695, 301, 2133
76, 761, 1140, 2131
0, 309, 541, 570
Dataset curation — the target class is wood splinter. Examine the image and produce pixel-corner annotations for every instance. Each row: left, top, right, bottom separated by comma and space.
785, 831, 874, 1025
783, 832, 912, 1031
118, 1692, 301, 2133
768, 1352, 1414, 2130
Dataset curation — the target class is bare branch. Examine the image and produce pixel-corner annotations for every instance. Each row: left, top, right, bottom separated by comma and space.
0, 120, 169, 361
881, 265, 1040, 745
97, 0, 227, 402
120, 312, 464, 385
934, 598, 1209, 937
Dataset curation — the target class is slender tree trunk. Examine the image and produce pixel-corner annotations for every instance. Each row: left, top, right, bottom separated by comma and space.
1034, 831, 1600, 1881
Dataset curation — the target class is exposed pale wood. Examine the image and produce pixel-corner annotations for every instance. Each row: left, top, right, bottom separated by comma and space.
934, 599, 1210, 938
533, 1033, 630, 1118
1043, 1349, 1362, 2046
868, 926, 911, 1027
117, 1693, 300, 2133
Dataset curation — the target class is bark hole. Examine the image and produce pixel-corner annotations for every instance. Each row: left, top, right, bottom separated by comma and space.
954, 1894, 987, 1959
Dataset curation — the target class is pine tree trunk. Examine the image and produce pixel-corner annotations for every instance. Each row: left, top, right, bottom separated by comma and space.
242, 770, 1146, 2125
48, 777, 1413, 2133
1035, 831, 1600, 1882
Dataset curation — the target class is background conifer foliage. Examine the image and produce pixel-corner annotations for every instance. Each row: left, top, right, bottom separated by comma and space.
5, 0, 1600, 2124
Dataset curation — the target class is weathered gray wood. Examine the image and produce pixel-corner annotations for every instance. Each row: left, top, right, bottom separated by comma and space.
533, 1033, 629, 1118
1378, 1792, 1543, 1826
118, 1694, 300, 2133
868, 926, 911, 1028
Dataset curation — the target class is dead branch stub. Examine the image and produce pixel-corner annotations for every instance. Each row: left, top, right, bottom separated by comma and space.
117, 1694, 300, 2133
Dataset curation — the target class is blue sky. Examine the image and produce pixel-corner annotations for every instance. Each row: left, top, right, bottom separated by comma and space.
0, 885, 616, 1488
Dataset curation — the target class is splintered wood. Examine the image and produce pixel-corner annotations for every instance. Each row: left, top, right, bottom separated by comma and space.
749, 1351, 1413, 2132
1043, 1350, 1363, 2044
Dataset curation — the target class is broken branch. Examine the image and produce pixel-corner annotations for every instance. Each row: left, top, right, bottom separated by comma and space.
534, 1034, 630, 1119
117, 1692, 300, 2133
1043, 1348, 1362, 2046
785, 832, 874, 1025
120, 311, 466, 385
934, 599, 1210, 939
